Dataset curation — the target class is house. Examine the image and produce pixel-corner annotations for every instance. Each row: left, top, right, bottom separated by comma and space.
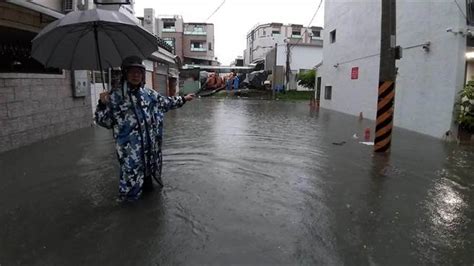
318, 0, 471, 139
244, 23, 323, 90
142, 11, 217, 66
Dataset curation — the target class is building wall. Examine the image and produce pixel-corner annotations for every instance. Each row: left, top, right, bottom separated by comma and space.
0, 2, 51, 33
206, 24, 215, 58
0, 73, 92, 153
143, 8, 156, 34
0, 3, 91, 153
32, 0, 62, 12
320, 0, 466, 139
280, 45, 323, 71
245, 23, 323, 65
162, 31, 183, 61
183, 35, 208, 57
183, 23, 215, 60
320, 0, 381, 120
394, 0, 466, 138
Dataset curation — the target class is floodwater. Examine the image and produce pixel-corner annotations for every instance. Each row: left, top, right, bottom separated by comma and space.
0, 99, 473, 265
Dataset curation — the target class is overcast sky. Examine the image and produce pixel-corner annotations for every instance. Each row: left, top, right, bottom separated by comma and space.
134, 0, 325, 65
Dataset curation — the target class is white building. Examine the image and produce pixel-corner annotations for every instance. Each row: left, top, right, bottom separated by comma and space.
244, 23, 323, 90
318, 0, 472, 139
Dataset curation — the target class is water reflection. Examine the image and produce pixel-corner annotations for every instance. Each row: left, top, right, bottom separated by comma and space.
0, 99, 473, 265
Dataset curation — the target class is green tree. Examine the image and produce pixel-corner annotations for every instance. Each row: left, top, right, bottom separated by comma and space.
456, 82, 474, 132
297, 69, 316, 90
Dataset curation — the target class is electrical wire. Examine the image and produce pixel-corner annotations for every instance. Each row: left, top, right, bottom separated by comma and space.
453, 0, 468, 20
333, 42, 430, 67
290, 0, 323, 50
206, 0, 226, 22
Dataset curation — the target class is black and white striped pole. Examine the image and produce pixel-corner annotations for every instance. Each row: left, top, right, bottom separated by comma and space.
375, 0, 400, 153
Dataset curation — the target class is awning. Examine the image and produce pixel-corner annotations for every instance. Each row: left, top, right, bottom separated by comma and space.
184, 55, 215, 62
6, 0, 64, 19
149, 49, 177, 65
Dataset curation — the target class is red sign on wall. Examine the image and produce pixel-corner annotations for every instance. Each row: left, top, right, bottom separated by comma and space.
351, 67, 359, 80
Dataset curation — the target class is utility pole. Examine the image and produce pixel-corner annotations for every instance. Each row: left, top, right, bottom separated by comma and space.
375, 0, 397, 153
272, 42, 277, 100
286, 41, 291, 91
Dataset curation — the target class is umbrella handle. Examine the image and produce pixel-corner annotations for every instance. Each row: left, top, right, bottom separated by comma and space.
93, 22, 107, 92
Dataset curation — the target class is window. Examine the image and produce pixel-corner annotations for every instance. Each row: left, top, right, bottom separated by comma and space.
292, 30, 301, 38
194, 26, 204, 32
324, 86, 332, 100
163, 21, 176, 32
0, 26, 61, 74
272, 30, 280, 36
185, 25, 207, 35
330, 30, 336, 43
312, 30, 321, 38
163, 37, 175, 54
63, 0, 73, 13
208, 42, 212, 51
191, 41, 206, 51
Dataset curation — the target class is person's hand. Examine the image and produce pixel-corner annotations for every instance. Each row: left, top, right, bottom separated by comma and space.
99, 92, 110, 104
184, 94, 196, 102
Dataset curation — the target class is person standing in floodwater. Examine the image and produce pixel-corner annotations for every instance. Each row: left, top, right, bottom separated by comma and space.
95, 56, 195, 202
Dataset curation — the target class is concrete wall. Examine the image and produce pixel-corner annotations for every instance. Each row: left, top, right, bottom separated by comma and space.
183, 35, 208, 58
0, 73, 92, 153
320, 0, 467, 139
143, 8, 156, 34
320, 0, 381, 120
394, 0, 466, 138
206, 24, 215, 58
0, 2, 49, 33
32, 0, 62, 12
0, 3, 92, 153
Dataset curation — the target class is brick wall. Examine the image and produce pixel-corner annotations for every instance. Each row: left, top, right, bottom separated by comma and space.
0, 72, 92, 153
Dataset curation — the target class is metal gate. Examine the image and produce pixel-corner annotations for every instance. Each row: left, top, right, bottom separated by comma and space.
155, 74, 167, 95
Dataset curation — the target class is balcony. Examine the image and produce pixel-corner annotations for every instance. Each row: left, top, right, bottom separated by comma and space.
184, 31, 207, 36
190, 47, 207, 52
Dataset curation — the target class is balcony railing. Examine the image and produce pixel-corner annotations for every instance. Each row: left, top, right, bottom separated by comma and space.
184, 31, 207, 35
163, 28, 176, 32
190, 47, 207, 52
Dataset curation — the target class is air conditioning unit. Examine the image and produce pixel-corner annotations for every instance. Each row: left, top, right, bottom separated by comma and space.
63, 0, 74, 13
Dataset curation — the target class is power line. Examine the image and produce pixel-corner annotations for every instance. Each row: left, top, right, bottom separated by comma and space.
334, 53, 380, 66
206, 0, 226, 22
333, 42, 430, 67
307, 0, 324, 27
290, 0, 323, 50
453, 0, 467, 20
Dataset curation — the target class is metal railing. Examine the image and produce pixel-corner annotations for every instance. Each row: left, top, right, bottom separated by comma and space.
190, 47, 207, 52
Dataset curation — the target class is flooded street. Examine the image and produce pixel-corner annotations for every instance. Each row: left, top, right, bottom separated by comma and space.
1, 99, 473, 265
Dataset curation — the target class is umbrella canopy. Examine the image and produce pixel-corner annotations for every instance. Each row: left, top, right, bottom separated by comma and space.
32, 8, 159, 70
